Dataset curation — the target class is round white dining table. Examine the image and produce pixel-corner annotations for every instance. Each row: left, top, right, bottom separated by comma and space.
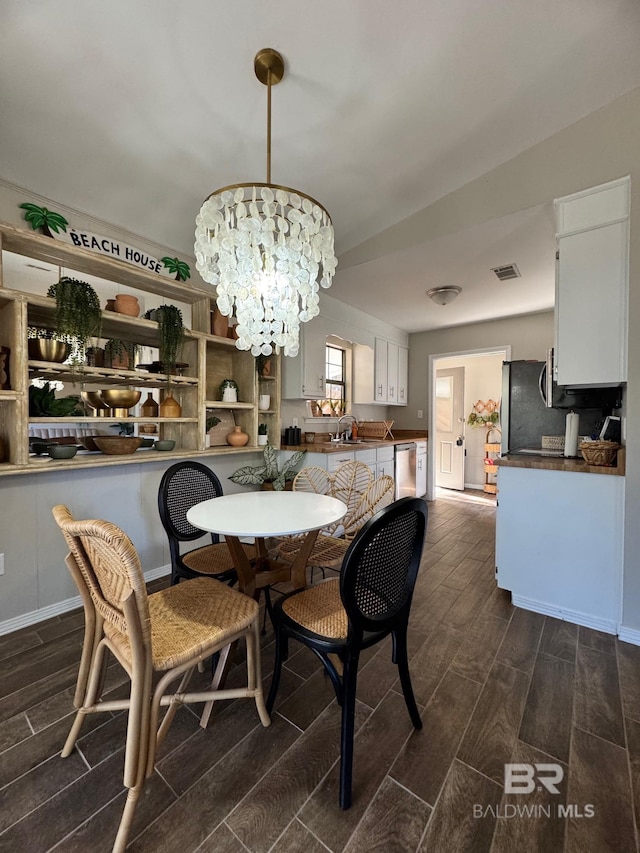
187, 490, 347, 596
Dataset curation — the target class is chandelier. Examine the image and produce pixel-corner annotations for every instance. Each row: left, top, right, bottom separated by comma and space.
194, 48, 337, 358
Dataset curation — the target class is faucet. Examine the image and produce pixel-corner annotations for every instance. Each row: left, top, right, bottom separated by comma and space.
335, 414, 357, 441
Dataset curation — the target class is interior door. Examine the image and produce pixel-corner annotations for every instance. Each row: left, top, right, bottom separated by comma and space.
435, 366, 465, 490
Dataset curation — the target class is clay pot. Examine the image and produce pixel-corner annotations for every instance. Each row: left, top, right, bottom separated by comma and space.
105, 299, 116, 311
226, 425, 249, 447
212, 308, 229, 338
159, 393, 182, 418
114, 294, 140, 317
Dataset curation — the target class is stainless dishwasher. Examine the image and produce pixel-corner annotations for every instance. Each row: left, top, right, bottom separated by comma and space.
394, 442, 417, 500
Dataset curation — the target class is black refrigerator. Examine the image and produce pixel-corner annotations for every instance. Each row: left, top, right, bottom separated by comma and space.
501, 360, 608, 455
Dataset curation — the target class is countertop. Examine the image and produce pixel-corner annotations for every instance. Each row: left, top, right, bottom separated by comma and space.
280, 431, 428, 454
496, 449, 625, 476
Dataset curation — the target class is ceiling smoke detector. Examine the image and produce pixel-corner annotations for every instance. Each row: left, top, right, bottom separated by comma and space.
491, 263, 521, 281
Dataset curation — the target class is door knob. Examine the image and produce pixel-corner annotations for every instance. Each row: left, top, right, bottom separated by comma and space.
456, 436, 464, 446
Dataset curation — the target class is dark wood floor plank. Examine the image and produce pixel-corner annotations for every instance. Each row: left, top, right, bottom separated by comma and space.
0, 629, 42, 664
275, 666, 338, 729
623, 716, 640, 843
390, 669, 481, 806
276, 818, 340, 853
495, 608, 544, 673
353, 641, 399, 710
578, 625, 616, 656
36, 609, 85, 642
194, 822, 248, 853
539, 618, 577, 662
482, 586, 514, 621
342, 776, 431, 853
441, 555, 484, 590
226, 699, 370, 853
574, 645, 625, 747
490, 740, 567, 853
0, 629, 83, 701
418, 759, 501, 853
519, 652, 575, 763
617, 640, 640, 723
457, 662, 530, 784
0, 712, 32, 753
298, 692, 414, 853
450, 614, 509, 684
565, 726, 636, 853
0, 661, 81, 725
399, 623, 464, 707
130, 714, 301, 853
441, 578, 494, 631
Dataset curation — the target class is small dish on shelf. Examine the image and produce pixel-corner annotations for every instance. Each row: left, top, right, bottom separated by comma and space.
48, 445, 78, 459
154, 439, 175, 451
93, 436, 143, 455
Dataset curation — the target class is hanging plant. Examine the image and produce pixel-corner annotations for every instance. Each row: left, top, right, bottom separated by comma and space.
46, 277, 102, 358
155, 304, 185, 372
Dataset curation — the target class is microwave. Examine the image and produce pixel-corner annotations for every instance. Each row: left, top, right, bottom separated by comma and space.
540, 349, 622, 410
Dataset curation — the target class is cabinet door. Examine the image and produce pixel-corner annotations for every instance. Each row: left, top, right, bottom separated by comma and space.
282, 317, 326, 398
397, 346, 408, 406
556, 221, 628, 386
374, 338, 388, 402
386, 342, 399, 403
376, 459, 395, 479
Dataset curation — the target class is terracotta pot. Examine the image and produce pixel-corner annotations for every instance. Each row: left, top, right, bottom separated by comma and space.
261, 480, 293, 491
105, 299, 116, 311
159, 393, 182, 418
114, 294, 140, 317
226, 425, 249, 447
212, 308, 228, 337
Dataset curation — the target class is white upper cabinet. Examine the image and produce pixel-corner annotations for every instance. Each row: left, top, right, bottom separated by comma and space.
374, 338, 408, 405
554, 176, 629, 386
282, 316, 327, 399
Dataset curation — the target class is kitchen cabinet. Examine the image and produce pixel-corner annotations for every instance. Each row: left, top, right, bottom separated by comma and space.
374, 338, 408, 406
554, 176, 629, 386
282, 315, 327, 399
0, 220, 281, 474
495, 465, 623, 632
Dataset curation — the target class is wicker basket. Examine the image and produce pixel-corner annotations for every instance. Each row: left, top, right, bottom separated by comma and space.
579, 440, 620, 466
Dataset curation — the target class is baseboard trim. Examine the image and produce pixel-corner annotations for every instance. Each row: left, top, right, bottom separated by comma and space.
511, 594, 618, 635
0, 564, 170, 637
617, 626, 640, 647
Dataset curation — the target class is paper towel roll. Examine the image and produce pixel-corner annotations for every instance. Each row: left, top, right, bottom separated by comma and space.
564, 411, 579, 457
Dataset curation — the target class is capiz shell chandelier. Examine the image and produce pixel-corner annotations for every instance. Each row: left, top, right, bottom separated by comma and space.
194, 48, 337, 358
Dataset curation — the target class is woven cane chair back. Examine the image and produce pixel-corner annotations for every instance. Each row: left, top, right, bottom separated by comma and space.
52, 505, 151, 652
292, 461, 373, 536
340, 497, 427, 634
159, 461, 224, 543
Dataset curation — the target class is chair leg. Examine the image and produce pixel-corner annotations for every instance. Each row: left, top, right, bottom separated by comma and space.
261, 587, 273, 635
392, 627, 422, 729
61, 637, 109, 757
112, 785, 143, 853
339, 647, 360, 809
247, 620, 271, 727
266, 625, 289, 714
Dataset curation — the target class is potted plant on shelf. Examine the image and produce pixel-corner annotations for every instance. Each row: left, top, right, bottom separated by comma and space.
219, 378, 239, 402
104, 339, 139, 370
46, 276, 102, 362
229, 444, 306, 491
155, 304, 185, 374
258, 423, 268, 446
29, 379, 82, 417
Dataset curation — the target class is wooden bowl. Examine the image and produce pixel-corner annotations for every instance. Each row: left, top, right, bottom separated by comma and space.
28, 339, 70, 363
93, 436, 143, 455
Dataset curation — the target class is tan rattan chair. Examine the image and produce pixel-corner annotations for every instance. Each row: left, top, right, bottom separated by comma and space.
52, 505, 270, 853
275, 464, 395, 579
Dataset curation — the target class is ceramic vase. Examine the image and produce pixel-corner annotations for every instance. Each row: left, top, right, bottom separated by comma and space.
222, 387, 238, 403
160, 393, 182, 418
140, 392, 159, 418
259, 394, 271, 411
257, 434, 268, 446
114, 294, 140, 317
226, 425, 249, 447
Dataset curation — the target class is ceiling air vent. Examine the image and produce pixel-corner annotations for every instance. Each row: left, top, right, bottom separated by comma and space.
491, 263, 521, 282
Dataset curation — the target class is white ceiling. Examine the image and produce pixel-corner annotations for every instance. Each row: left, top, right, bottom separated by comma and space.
1, 1, 640, 333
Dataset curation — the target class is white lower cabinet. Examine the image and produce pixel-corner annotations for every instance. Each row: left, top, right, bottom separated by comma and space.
495, 466, 624, 632
415, 440, 427, 497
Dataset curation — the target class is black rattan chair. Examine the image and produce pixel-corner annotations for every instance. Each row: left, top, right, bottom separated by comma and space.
266, 496, 428, 808
158, 460, 255, 586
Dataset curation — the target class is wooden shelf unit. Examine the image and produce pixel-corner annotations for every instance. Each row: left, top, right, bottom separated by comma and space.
0, 221, 281, 474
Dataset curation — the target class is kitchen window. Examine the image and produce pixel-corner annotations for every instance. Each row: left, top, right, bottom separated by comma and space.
326, 344, 346, 411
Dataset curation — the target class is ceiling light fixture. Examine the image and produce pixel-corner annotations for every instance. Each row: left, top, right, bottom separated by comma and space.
194, 48, 337, 357
427, 286, 462, 306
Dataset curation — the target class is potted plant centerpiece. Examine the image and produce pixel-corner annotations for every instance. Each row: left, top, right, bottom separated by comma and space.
47, 276, 102, 363
229, 444, 306, 490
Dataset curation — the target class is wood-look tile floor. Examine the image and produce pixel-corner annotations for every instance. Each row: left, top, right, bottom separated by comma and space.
2, 490, 640, 852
